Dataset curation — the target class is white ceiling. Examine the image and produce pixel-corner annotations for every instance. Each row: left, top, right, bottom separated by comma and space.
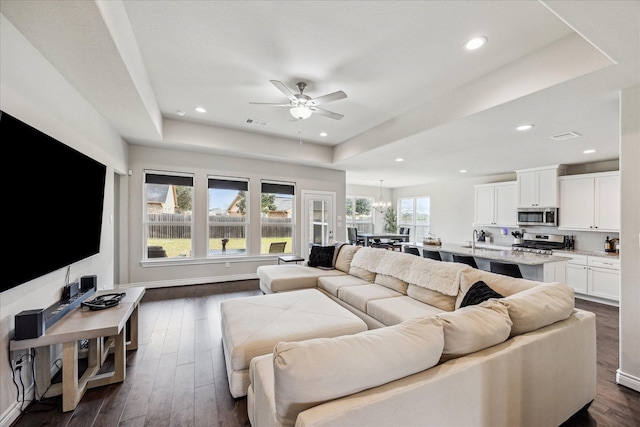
1, 0, 638, 188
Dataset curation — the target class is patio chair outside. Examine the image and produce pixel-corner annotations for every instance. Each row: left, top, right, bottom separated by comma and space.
269, 242, 287, 253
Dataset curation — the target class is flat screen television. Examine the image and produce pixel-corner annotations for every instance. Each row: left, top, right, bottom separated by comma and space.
1, 110, 107, 293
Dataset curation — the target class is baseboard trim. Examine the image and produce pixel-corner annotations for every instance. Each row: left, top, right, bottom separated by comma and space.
0, 384, 34, 427
616, 369, 640, 392
118, 273, 258, 290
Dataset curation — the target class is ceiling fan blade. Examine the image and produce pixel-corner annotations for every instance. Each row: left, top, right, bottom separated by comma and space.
309, 106, 344, 120
270, 80, 297, 102
249, 102, 291, 106
308, 90, 347, 106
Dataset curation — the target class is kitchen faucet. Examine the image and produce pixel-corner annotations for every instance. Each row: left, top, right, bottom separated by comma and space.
472, 229, 478, 251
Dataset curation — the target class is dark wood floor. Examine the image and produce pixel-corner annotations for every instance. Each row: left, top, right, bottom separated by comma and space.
11, 281, 640, 427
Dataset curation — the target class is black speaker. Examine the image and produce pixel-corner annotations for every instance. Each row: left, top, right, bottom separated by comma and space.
81, 275, 97, 292
15, 309, 44, 340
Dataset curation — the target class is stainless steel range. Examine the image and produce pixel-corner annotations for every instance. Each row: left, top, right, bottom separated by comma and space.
511, 233, 566, 255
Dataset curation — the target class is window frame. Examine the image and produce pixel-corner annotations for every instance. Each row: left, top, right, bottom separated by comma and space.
397, 196, 431, 242
207, 176, 250, 257
143, 170, 195, 260
260, 180, 295, 255
345, 195, 374, 235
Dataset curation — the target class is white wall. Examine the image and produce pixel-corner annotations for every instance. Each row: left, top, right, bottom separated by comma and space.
618, 84, 640, 392
125, 145, 345, 288
390, 173, 517, 244
0, 15, 128, 424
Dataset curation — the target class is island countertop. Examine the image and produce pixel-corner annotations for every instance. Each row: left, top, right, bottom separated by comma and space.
407, 242, 572, 266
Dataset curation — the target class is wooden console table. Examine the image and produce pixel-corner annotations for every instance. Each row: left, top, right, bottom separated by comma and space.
10, 287, 145, 412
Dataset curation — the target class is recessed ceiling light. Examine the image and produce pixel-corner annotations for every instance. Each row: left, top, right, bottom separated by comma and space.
175, 110, 185, 116
464, 36, 487, 51
194, 107, 206, 113
583, 149, 596, 154
319, 132, 328, 137
460, 169, 468, 173
516, 124, 534, 131
395, 158, 404, 162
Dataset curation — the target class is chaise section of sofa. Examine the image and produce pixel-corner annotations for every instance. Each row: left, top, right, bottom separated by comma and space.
248, 305, 596, 427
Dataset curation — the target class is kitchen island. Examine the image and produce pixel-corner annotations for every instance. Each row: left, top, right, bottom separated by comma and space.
407, 242, 570, 282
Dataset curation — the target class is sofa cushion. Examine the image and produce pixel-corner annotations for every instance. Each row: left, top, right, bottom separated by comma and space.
375, 274, 409, 294
317, 274, 370, 297
366, 296, 446, 326
459, 280, 503, 308
334, 244, 360, 273
406, 284, 456, 311
338, 284, 403, 313
308, 245, 335, 268
498, 283, 575, 336
349, 265, 376, 282
273, 317, 444, 427
257, 265, 345, 293
436, 300, 512, 361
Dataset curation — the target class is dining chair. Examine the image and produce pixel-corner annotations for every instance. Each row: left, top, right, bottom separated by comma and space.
347, 227, 359, 245
490, 261, 523, 278
452, 254, 478, 268
422, 250, 442, 261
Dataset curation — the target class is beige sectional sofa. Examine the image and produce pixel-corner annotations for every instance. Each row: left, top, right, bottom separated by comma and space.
251, 244, 596, 427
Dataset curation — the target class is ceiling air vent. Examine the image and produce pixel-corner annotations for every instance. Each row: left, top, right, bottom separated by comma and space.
244, 118, 269, 127
550, 131, 581, 141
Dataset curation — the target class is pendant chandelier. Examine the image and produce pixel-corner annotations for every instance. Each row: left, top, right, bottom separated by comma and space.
372, 180, 391, 213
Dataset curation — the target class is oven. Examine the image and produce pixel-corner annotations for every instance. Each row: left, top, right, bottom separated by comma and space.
517, 207, 558, 226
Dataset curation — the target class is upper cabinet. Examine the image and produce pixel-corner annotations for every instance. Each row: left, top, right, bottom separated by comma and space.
559, 171, 620, 232
474, 181, 517, 227
516, 165, 567, 208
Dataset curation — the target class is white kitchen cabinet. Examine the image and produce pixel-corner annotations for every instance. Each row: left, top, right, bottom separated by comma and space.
474, 182, 517, 227
559, 172, 620, 232
559, 252, 619, 304
516, 165, 566, 207
587, 256, 620, 301
564, 254, 588, 293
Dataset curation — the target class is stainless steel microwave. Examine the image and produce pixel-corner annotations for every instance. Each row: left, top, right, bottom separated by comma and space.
517, 207, 558, 226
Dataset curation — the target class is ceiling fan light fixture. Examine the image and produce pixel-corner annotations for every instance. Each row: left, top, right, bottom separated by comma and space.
290, 106, 312, 120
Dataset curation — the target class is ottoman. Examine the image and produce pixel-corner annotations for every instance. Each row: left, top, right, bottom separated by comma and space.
220, 288, 368, 397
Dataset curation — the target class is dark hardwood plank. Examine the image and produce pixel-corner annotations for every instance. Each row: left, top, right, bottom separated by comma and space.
10, 282, 639, 427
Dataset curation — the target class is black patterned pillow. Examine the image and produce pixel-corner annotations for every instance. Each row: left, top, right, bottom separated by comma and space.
308, 245, 335, 268
460, 281, 504, 307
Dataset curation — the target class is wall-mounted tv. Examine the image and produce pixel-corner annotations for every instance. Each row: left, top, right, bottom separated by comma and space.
1, 110, 107, 293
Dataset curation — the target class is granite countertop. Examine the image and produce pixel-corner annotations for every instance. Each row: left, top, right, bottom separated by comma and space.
412, 242, 571, 266
553, 249, 620, 259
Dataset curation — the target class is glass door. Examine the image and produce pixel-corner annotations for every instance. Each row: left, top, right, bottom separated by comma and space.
301, 191, 335, 256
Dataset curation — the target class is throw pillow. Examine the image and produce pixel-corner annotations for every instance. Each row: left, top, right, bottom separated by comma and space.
460, 280, 503, 307
308, 245, 335, 268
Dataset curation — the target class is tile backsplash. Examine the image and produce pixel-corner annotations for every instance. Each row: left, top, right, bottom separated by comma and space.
479, 225, 619, 253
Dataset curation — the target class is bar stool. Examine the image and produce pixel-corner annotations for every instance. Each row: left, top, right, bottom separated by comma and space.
452, 254, 478, 268
422, 250, 442, 261
490, 261, 523, 278
403, 246, 421, 256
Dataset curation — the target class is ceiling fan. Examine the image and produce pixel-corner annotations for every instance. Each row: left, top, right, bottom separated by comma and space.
250, 80, 347, 120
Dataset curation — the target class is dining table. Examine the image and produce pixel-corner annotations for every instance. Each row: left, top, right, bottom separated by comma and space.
358, 232, 410, 247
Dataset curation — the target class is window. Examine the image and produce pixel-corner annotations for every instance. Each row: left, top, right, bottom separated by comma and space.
208, 177, 249, 256
261, 181, 294, 254
346, 196, 373, 234
398, 197, 430, 241
144, 171, 194, 259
